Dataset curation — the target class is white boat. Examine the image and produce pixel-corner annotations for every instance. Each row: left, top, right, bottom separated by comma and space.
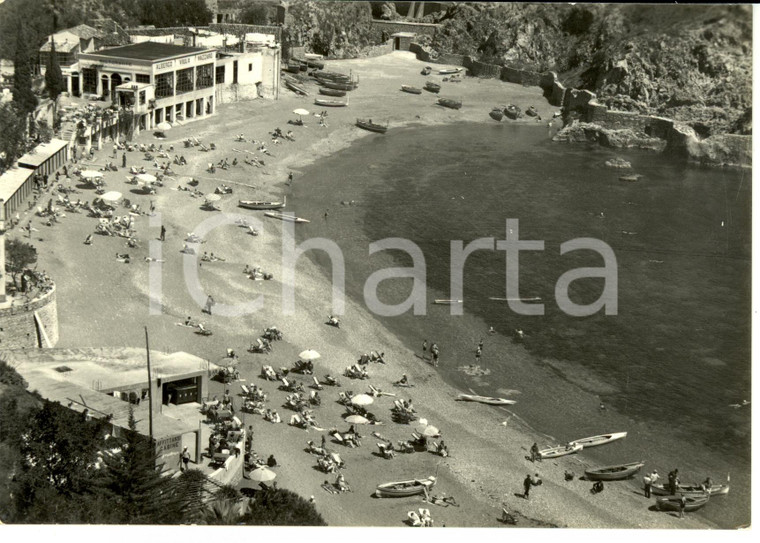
433, 299, 462, 304
539, 443, 583, 459
456, 394, 516, 406
264, 211, 310, 223
489, 296, 542, 302
569, 432, 627, 449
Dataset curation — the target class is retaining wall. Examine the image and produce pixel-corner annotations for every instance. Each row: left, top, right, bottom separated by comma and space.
0, 285, 59, 349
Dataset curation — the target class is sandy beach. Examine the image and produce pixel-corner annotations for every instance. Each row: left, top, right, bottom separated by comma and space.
23, 51, 723, 528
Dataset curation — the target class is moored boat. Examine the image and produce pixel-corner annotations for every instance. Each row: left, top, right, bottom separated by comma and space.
525, 105, 538, 117
319, 87, 347, 97
651, 482, 730, 497
434, 299, 462, 304
264, 211, 310, 223
504, 104, 521, 119
356, 118, 387, 134
401, 85, 422, 94
375, 476, 436, 498
489, 109, 504, 121
539, 443, 583, 459
569, 432, 627, 449
456, 394, 516, 406
284, 78, 308, 96
585, 461, 645, 481
421, 66, 432, 75
437, 98, 462, 110
238, 197, 286, 210
321, 79, 358, 91
656, 494, 710, 512
439, 67, 462, 75
424, 81, 441, 93
315, 71, 351, 82
314, 97, 348, 107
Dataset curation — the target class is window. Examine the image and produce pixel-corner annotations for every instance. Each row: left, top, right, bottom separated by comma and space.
249, 63, 252, 71
82, 68, 97, 94
139, 90, 146, 105
196, 63, 213, 89
176, 67, 194, 94
135, 73, 150, 84
215, 65, 225, 84
155, 72, 174, 98
233, 60, 238, 84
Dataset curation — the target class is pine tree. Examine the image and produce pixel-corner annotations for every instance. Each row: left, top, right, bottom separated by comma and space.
12, 24, 38, 118
45, 39, 66, 130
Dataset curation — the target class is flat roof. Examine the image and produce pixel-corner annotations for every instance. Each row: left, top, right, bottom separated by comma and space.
0, 166, 35, 202
5, 347, 215, 392
17, 138, 69, 168
89, 42, 211, 62
391, 32, 417, 38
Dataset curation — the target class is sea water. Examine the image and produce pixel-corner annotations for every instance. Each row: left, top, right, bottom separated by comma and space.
291, 122, 750, 527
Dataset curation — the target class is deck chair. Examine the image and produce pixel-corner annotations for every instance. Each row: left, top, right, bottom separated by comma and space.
241, 384, 250, 396
312, 376, 323, 390
281, 377, 290, 389
407, 511, 422, 527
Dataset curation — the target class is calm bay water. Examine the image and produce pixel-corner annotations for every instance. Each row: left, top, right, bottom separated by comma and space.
290, 122, 751, 526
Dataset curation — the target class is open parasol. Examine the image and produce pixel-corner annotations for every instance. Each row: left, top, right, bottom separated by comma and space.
80, 170, 103, 180
247, 466, 276, 482
136, 173, 157, 183
156, 121, 172, 131
345, 415, 370, 424
414, 422, 440, 437
298, 349, 321, 362
100, 191, 122, 203
293, 108, 310, 117
350, 394, 374, 407
205, 193, 221, 202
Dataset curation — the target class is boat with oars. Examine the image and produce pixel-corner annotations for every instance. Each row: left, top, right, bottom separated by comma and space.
375, 476, 437, 498
356, 118, 388, 134
319, 87, 346, 97
315, 96, 349, 107
401, 85, 422, 94
656, 494, 710, 512
584, 461, 645, 481
569, 432, 627, 449
538, 443, 583, 459
651, 481, 730, 497
456, 394, 516, 406
264, 211, 310, 223
238, 196, 286, 210
437, 98, 462, 110
424, 81, 441, 93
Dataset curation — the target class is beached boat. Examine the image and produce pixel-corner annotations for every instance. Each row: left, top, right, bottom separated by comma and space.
437, 98, 462, 110
421, 66, 432, 75
375, 476, 437, 498
585, 461, 645, 481
321, 80, 357, 91
619, 174, 642, 182
439, 67, 462, 75
285, 61, 301, 74
401, 85, 422, 94
284, 78, 308, 96
651, 482, 730, 497
238, 197, 286, 210
356, 119, 387, 134
525, 105, 539, 117
314, 97, 348, 107
569, 432, 627, 449
424, 81, 441, 93
656, 494, 710, 512
264, 211, 310, 223
504, 104, 521, 120
456, 394, 516, 406
319, 87, 347, 97
306, 59, 325, 70
433, 299, 462, 304
539, 443, 583, 459
315, 71, 351, 82
489, 296, 542, 302
304, 53, 324, 60
489, 109, 504, 121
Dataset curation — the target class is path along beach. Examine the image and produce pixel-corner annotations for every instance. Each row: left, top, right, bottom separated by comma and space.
24, 51, 742, 528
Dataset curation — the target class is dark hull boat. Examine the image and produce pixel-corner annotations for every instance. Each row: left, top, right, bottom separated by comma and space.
424, 82, 441, 93
585, 461, 645, 481
319, 87, 347, 97
421, 66, 432, 75
401, 85, 422, 94
656, 494, 710, 512
438, 98, 462, 110
504, 105, 521, 119
356, 118, 387, 134
321, 80, 358, 91
284, 78, 308, 96
489, 109, 504, 121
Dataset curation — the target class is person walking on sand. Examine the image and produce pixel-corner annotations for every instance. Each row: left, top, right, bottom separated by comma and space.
204, 295, 215, 315
478, 337, 484, 351
530, 442, 541, 463
522, 473, 537, 500
679, 494, 687, 519
287, 172, 293, 184
422, 339, 428, 358
643, 472, 653, 498
475, 345, 482, 363
159, 225, 166, 241
122, 153, 127, 168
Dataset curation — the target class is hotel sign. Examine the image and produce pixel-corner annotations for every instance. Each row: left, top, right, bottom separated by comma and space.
155, 434, 182, 457
197, 52, 214, 61
155, 60, 174, 70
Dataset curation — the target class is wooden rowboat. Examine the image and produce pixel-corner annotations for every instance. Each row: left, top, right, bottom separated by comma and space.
314, 97, 348, 107
456, 394, 516, 406
651, 482, 730, 497
424, 82, 441, 93
539, 443, 583, 459
489, 109, 503, 121
319, 87, 346, 97
356, 119, 387, 134
375, 476, 436, 498
264, 211, 309, 223
401, 85, 422, 94
504, 104, 521, 119
569, 432, 627, 449
284, 78, 308, 96
619, 174, 642, 182
439, 67, 462, 75
656, 494, 710, 512
433, 299, 462, 304
321, 80, 357, 91
238, 197, 286, 210
438, 98, 462, 110
585, 461, 645, 481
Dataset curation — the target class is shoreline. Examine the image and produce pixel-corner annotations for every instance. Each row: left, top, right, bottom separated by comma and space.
26, 51, 738, 528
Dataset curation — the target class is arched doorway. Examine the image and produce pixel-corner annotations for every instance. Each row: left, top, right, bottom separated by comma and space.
101, 74, 110, 99
71, 72, 80, 96
110, 73, 123, 103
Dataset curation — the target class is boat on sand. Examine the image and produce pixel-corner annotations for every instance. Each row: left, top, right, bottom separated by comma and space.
319, 87, 347, 97
651, 482, 730, 497
401, 85, 422, 94
238, 197, 286, 210
437, 98, 462, 110
456, 394, 515, 406
489, 109, 504, 121
585, 461, 645, 481
656, 494, 710, 512
264, 211, 309, 223
539, 443, 583, 459
439, 67, 462, 75
569, 432, 627, 449
424, 81, 441, 93
356, 119, 387, 134
375, 476, 436, 498
314, 97, 348, 107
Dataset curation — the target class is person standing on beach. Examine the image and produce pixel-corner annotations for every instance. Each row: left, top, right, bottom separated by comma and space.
478, 338, 484, 351
679, 495, 687, 519
643, 472, 653, 498
530, 443, 541, 463
204, 295, 215, 315
475, 346, 482, 363
159, 225, 166, 241
523, 473, 540, 499
422, 339, 428, 358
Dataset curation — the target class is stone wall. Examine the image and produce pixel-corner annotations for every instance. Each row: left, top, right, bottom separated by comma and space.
0, 286, 59, 349
370, 19, 439, 40
209, 433, 245, 486
359, 39, 394, 58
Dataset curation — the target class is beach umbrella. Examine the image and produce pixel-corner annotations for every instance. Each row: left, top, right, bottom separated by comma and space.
156, 121, 172, 131
414, 422, 440, 437
345, 415, 370, 424
205, 193, 221, 202
351, 394, 374, 407
136, 173, 157, 183
247, 466, 276, 482
298, 349, 321, 362
293, 108, 310, 117
100, 191, 122, 203
80, 170, 102, 180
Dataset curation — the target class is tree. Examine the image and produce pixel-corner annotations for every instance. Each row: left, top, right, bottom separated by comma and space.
242, 488, 327, 526
45, 38, 66, 130
4, 238, 38, 289
240, 4, 271, 25
12, 23, 38, 119
138, 0, 212, 27
0, 104, 29, 174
